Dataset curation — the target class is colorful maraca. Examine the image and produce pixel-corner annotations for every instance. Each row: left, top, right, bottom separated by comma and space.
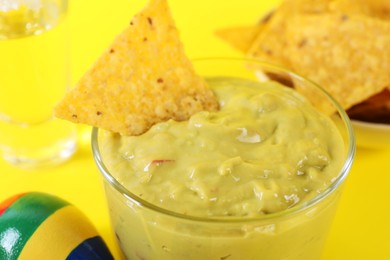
0, 192, 113, 259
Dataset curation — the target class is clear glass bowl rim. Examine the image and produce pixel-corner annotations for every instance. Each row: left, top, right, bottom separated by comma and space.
91, 57, 356, 224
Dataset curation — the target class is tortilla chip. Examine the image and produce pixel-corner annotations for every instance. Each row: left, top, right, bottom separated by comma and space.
54, 0, 218, 136
247, 3, 294, 68
215, 24, 264, 53
330, 0, 390, 21
247, 0, 330, 67
284, 13, 390, 110
215, 10, 274, 54
282, 0, 330, 13
367, 0, 390, 19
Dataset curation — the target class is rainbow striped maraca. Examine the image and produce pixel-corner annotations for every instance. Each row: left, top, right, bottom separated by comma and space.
0, 192, 113, 259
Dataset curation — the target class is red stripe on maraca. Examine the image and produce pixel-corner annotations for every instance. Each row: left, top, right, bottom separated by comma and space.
0, 193, 27, 216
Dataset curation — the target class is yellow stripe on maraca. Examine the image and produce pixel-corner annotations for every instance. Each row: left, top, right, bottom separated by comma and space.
18, 204, 98, 260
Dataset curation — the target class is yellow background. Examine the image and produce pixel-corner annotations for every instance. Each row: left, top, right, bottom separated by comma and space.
1, 0, 390, 259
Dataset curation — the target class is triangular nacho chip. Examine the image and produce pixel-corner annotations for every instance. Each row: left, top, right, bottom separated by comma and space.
215, 24, 265, 53
247, 0, 330, 70
284, 13, 390, 110
215, 10, 274, 54
55, 0, 218, 135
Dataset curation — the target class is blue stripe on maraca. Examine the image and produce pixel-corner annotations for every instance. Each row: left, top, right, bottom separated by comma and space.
66, 236, 114, 260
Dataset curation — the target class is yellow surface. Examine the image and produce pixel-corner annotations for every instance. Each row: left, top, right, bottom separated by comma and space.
0, 0, 389, 259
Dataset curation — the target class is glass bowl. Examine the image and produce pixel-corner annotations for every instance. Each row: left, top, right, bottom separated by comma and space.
92, 57, 355, 260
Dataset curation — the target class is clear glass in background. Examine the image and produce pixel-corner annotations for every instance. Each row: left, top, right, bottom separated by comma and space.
0, 0, 77, 168
92, 58, 355, 260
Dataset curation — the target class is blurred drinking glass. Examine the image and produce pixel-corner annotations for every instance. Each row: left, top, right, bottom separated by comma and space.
0, 0, 77, 168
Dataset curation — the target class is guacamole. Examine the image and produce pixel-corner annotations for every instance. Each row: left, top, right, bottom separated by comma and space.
99, 77, 344, 218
